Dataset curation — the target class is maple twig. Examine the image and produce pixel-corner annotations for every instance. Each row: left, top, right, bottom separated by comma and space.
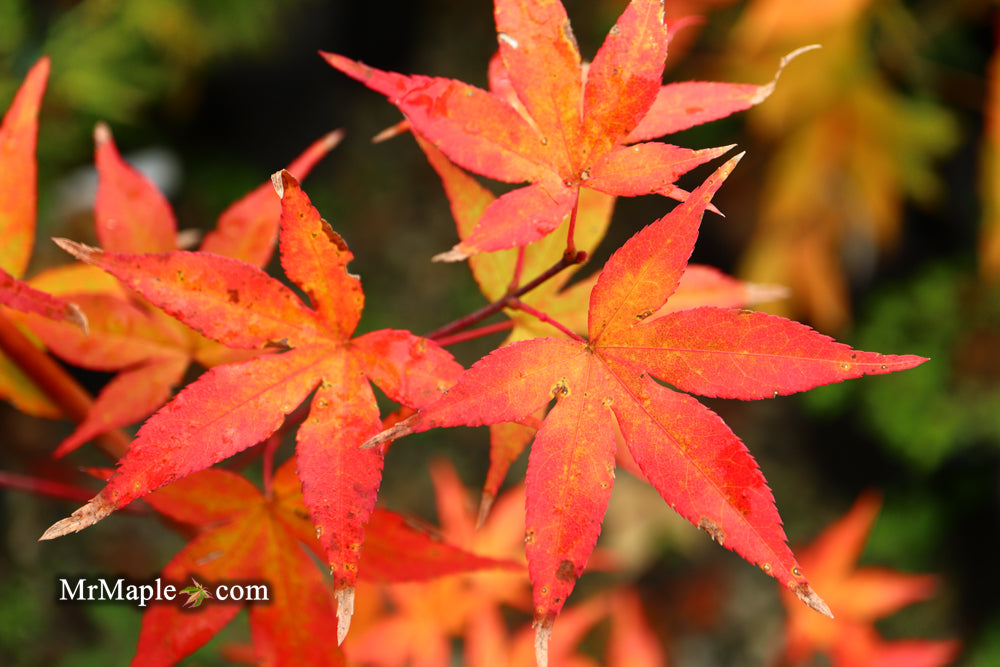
564, 188, 581, 260
507, 246, 527, 294
0, 469, 101, 504
0, 311, 131, 459
262, 432, 282, 499
425, 251, 587, 342
432, 320, 514, 347
508, 299, 585, 342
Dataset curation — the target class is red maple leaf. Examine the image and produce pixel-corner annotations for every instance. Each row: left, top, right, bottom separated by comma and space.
322, 0, 812, 259
416, 133, 788, 518
20, 123, 341, 457
778, 491, 960, 667
346, 459, 530, 667
0, 57, 91, 415
134, 457, 516, 667
363, 156, 927, 665
40, 171, 463, 642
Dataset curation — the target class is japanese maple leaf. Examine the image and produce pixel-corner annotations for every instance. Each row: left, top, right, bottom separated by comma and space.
779, 491, 960, 667
21, 123, 341, 456
323, 0, 743, 258
178, 578, 213, 608
134, 457, 513, 667
363, 155, 927, 666
465, 587, 664, 667
347, 459, 529, 667
418, 134, 786, 517
0, 56, 91, 414
41, 170, 463, 643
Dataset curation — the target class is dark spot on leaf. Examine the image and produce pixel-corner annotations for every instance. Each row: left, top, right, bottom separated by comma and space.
227, 289, 240, 303
555, 560, 576, 581
636, 310, 653, 320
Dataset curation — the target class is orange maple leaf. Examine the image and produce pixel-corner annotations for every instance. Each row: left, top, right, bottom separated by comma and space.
41, 171, 463, 644
779, 491, 960, 667
324, 0, 808, 259
364, 157, 926, 665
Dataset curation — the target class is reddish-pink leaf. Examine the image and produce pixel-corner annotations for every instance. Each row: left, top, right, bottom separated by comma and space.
53, 239, 325, 350
273, 171, 363, 338
446, 175, 577, 259
144, 469, 262, 527
0, 268, 86, 331
626, 45, 821, 142
52, 356, 188, 457
325, 0, 734, 257
200, 129, 343, 267
588, 154, 744, 342
321, 53, 546, 184
247, 516, 347, 667
481, 418, 537, 520
582, 0, 667, 153
623, 307, 926, 399
359, 509, 523, 583
44, 171, 462, 647
55, 348, 329, 527
26, 293, 185, 371
94, 122, 178, 254
352, 329, 462, 407
606, 589, 667, 667
524, 359, 617, 621
364, 155, 928, 658
494, 0, 582, 169
0, 57, 48, 277
659, 263, 788, 314
780, 492, 960, 667
586, 142, 733, 197
134, 529, 247, 667
134, 467, 346, 667
614, 372, 811, 598
294, 356, 384, 593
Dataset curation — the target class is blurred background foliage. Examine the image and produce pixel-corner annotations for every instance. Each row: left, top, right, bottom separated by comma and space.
2, 0, 999, 665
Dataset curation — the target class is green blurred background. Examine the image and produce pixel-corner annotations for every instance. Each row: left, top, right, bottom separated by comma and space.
1, 0, 998, 664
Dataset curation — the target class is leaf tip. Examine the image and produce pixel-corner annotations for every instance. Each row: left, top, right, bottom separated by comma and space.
66, 303, 90, 336
750, 45, 822, 105
475, 492, 495, 530
793, 583, 833, 619
360, 420, 413, 449
52, 237, 99, 263
432, 245, 472, 263
533, 616, 553, 667
39, 498, 113, 541
270, 170, 290, 199
372, 120, 410, 144
335, 587, 355, 645
93, 121, 112, 146
322, 127, 346, 150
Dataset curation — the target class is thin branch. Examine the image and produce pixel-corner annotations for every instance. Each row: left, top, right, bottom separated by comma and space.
426, 251, 587, 342
0, 470, 101, 504
564, 188, 582, 260
507, 246, 526, 294
509, 299, 586, 342
433, 320, 514, 347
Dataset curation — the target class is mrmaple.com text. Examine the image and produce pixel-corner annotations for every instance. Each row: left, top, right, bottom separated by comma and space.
58, 577, 269, 607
